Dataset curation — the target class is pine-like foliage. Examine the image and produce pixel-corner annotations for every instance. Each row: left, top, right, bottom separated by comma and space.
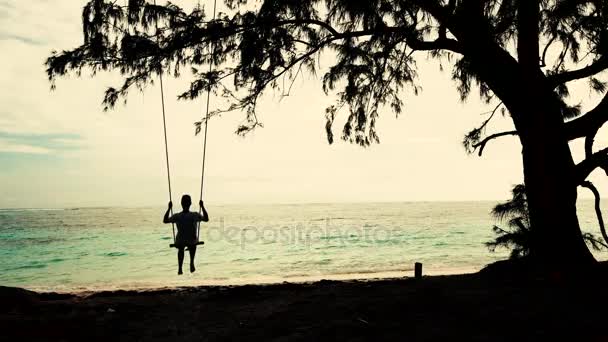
487, 184, 608, 259
487, 185, 532, 259
46, 0, 608, 146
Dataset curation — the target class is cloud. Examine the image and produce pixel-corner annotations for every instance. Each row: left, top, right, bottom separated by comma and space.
0, 1, 15, 11
0, 140, 51, 154
0, 132, 83, 155
0, 33, 44, 45
51, 137, 84, 147
0, 0, 79, 49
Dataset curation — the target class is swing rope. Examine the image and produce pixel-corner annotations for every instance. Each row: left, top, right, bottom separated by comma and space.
197, 0, 218, 240
154, 0, 176, 243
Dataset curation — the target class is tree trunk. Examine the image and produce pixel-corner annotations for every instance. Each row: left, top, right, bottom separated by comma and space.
505, 63, 595, 267
513, 0, 594, 268
518, 107, 596, 267
494, 60, 596, 267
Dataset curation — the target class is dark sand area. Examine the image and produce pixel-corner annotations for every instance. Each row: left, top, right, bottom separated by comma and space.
3, 268, 608, 341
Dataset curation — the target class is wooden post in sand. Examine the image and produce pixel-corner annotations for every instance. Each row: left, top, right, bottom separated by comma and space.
415, 262, 422, 279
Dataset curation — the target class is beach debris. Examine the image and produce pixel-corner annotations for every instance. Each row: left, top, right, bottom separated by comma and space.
357, 318, 369, 325
107, 308, 116, 313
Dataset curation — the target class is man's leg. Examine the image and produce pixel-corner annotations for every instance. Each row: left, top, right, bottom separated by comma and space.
188, 245, 197, 273
177, 247, 185, 275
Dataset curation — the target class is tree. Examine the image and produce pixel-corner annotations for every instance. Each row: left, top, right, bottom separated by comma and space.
486, 184, 608, 259
46, 0, 608, 268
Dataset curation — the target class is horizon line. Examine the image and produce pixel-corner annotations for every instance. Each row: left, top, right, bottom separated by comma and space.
1, 197, 604, 211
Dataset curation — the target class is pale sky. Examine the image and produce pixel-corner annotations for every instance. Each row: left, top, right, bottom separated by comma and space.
1, 0, 606, 209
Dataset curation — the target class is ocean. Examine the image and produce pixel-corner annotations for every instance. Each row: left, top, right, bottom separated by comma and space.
1, 201, 606, 292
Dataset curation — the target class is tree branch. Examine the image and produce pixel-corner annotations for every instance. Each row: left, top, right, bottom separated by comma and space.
282, 20, 463, 53
277, 19, 340, 36
438, 0, 456, 40
575, 147, 608, 183
517, 0, 540, 73
581, 181, 608, 246
407, 36, 462, 53
473, 131, 519, 156
479, 102, 504, 131
278, 17, 463, 53
540, 34, 558, 68
584, 127, 600, 158
565, 91, 608, 141
548, 56, 608, 88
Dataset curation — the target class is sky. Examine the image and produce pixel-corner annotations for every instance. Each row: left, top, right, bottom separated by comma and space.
0, 0, 607, 208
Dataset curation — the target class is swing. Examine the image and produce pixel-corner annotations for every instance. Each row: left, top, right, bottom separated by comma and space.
156, 0, 217, 249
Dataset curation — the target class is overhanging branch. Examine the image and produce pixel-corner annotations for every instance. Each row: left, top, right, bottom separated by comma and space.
565, 91, 608, 141
277, 20, 463, 53
277, 19, 340, 36
548, 56, 608, 88
581, 181, 608, 246
408, 37, 462, 53
575, 147, 608, 183
473, 131, 518, 156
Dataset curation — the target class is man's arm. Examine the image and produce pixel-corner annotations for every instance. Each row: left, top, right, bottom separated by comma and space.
163, 201, 173, 224
199, 200, 209, 222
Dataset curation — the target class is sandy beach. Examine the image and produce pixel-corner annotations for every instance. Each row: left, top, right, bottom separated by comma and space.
3, 266, 608, 341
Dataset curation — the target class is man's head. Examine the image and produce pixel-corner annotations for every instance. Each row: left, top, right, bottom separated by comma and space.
181, 194, 192, 211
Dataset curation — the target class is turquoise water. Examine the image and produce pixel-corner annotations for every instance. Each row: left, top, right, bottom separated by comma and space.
1, 201, 606, 292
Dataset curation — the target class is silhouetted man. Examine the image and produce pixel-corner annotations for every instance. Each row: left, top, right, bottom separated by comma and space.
163, 195, 209, 275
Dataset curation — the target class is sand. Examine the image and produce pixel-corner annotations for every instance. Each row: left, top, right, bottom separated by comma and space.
2, 269, 608, 341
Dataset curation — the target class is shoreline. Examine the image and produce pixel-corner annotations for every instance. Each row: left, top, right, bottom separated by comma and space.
16, 266, 481, 295
4, 269, 608, 341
